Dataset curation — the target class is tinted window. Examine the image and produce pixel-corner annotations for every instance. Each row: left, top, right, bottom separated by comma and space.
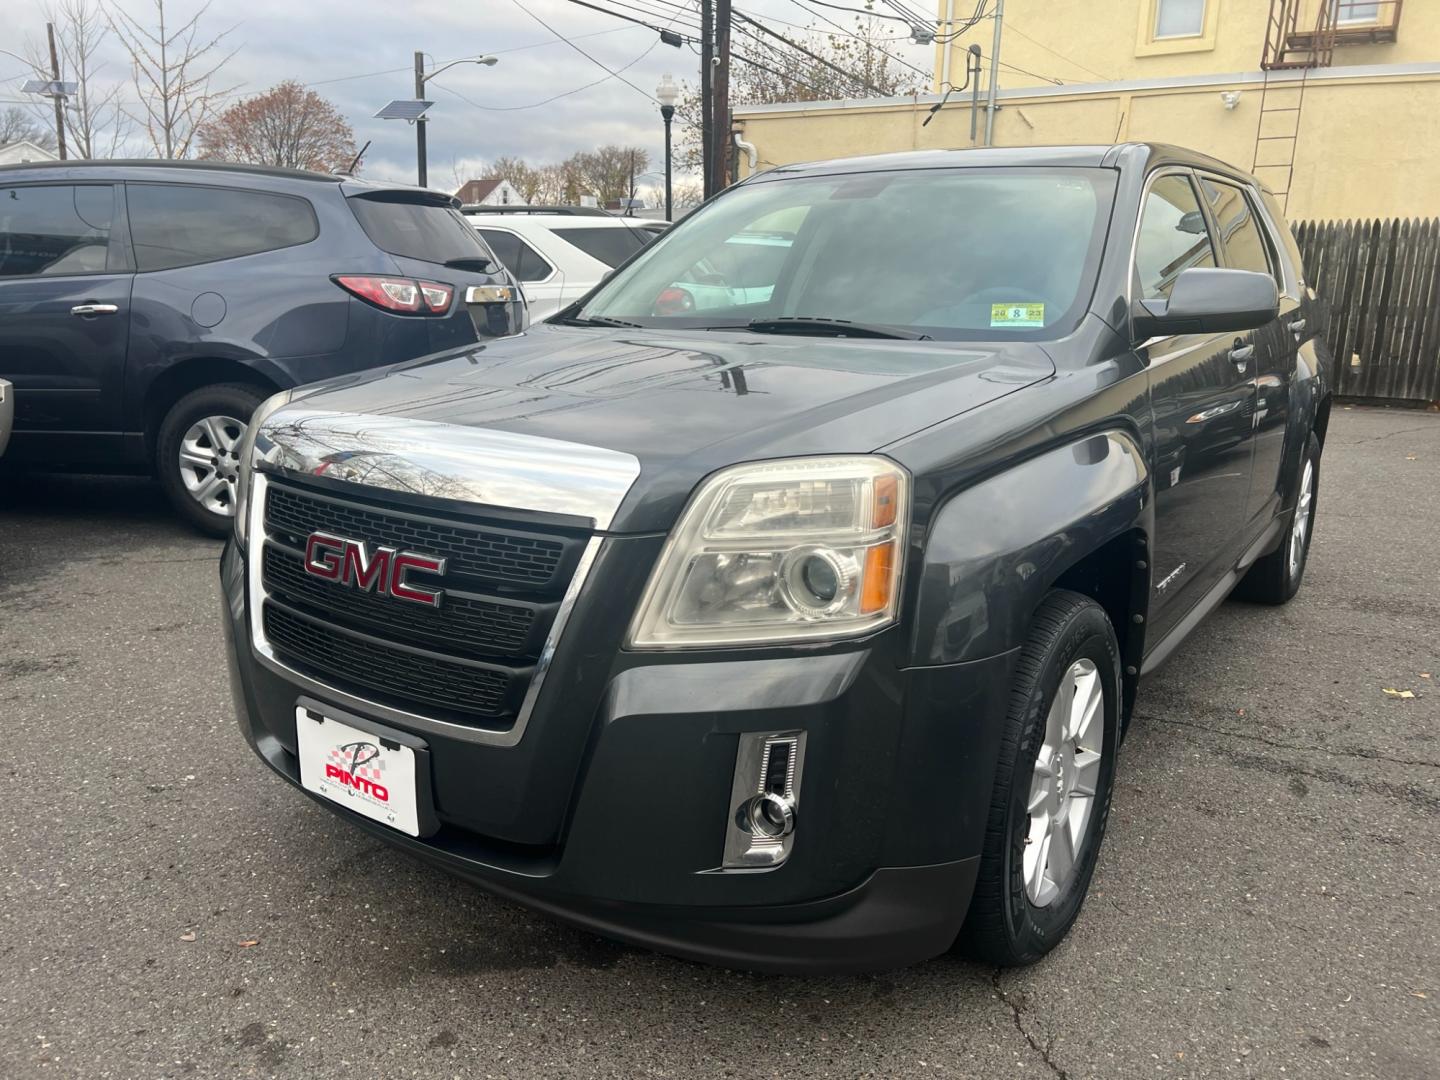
0, 184, 115, 277
1135, 174, 1216, 300
350, 195, 492, 265
552, 226, 648, 268
579, 168, 1116, 340
127, 184, 316, 271
1201, 178, 1273, 280
477, 229, 553, 282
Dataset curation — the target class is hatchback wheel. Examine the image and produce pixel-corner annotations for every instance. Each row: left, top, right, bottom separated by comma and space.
957, 590, 1121, 966
156, 383, 265, 536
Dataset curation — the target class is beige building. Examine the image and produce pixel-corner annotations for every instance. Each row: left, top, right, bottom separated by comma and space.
733, 1, 1436, 220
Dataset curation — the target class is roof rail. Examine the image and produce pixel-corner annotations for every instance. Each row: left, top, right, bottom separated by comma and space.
0, 158, 344, 182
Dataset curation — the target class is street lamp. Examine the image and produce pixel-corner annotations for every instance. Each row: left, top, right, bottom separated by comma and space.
656, 73, 680, 222
411, 53, 499, 188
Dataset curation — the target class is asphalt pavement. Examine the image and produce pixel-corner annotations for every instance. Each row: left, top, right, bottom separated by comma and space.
1, 405, 1436, 1080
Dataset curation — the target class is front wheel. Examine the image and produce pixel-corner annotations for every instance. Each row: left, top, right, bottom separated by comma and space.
155, 383, 265, 536
956, 590, 1121, 966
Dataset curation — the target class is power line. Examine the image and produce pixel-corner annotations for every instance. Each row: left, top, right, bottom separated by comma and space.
733, 10, 889, 95
802, 0, 916, 26
305, 26, 639, 89
1004, 22, 1111, 81
741, 5, 931, 80
429, 36, 662, 110
512, 0, 667, 105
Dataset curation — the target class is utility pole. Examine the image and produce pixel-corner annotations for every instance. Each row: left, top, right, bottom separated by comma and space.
984, 0, 1004, 146
47, 23, 67, 161
711, 0, 731, 194
700, 0, 713, 198
413, 51, 428, 187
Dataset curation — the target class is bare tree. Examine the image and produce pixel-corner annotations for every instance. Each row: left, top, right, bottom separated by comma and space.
107, 0, 237, 159
488, 156, 545, 203
24, 0, 130, 158
0, 106, 58, 151
197, 81, 356, 172
567, 145, 649, 205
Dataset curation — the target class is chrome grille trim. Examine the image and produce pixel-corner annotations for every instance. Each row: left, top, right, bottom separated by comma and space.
246, 471, 606, 747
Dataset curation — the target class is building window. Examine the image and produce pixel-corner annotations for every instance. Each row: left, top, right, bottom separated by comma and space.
1155, 0, 1205, 39
1334, 1, 1379, 25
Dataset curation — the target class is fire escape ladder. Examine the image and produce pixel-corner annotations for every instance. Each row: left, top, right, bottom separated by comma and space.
1251, 68, 1310, 213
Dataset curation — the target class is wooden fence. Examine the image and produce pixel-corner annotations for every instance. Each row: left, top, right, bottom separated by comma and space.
1292, 218, 1440, 404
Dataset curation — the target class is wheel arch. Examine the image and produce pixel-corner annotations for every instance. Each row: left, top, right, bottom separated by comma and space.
908, 429, 1153, 704
142, 358, 282, 456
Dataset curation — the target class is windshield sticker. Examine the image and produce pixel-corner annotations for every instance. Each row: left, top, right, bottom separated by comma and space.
991, 303, 1045, 328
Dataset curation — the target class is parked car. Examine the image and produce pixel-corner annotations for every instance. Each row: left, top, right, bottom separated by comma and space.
223, 143, 1329, 973
0, 160, 522, 534
462, 206, 656, 320
0, 379, 12, 459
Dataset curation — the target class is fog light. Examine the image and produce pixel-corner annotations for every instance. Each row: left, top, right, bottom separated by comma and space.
746, 792, 796, 838
721, 731, 806, 869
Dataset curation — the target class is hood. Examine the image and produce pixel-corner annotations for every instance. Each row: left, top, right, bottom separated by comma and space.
273, 322, 1054, 533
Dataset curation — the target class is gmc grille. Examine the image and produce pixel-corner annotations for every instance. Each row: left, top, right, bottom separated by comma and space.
258, 480, 587, 728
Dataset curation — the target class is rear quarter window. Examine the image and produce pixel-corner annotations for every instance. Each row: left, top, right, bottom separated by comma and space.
551, 226, 649, 268
349, 194, 493, 266
127, 183, 318, 271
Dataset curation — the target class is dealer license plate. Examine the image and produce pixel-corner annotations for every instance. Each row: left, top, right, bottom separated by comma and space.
295, 707, 420, 837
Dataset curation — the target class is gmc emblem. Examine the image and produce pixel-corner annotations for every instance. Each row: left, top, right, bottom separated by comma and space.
303, 532, 447, 608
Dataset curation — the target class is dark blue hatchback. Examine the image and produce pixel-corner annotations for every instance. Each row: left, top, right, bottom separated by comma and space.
0, 160, 523, 533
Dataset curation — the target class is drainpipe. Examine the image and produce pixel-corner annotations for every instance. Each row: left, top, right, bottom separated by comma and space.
733, 131, 758, 177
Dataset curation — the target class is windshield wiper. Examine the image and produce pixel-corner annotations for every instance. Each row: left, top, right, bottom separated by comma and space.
554, 314, 646, 328
745, 316, 928, 340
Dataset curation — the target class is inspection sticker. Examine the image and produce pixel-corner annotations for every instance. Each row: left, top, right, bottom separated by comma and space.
990, 302, 1045, 328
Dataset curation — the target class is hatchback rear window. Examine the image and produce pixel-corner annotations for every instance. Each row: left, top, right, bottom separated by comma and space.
552, 226, 649, 268
348, 194, 493, 266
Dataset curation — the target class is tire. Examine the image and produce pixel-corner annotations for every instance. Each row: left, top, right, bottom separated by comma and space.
155, 383, 266, 537
1234, 431, 1321, 605
956, 590, 1122, 967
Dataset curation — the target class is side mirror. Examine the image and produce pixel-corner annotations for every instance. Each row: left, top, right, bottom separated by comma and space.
1133, 267, 1279, 341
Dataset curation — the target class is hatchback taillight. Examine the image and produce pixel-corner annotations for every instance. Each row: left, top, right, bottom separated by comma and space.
335, 275, 454, 315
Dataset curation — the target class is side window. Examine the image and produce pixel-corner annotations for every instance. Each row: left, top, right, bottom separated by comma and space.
476, 228, 553, 282
1200, 178, 1274, 281
1134, 174, 1216, 300
0, 184, 115, 277
127, 183, 318, 272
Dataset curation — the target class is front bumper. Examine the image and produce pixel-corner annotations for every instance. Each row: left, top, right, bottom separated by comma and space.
222, 540, 1011, 973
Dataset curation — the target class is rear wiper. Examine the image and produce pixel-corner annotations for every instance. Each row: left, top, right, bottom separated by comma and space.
745, 316, 928, 340
553, 314, 646, 328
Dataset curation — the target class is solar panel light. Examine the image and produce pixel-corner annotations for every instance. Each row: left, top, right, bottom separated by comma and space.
21, 79, 77, 97
375, 99, 434, 122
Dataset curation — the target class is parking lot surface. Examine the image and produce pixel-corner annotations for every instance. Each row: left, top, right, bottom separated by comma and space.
1, 406, 1436, 1080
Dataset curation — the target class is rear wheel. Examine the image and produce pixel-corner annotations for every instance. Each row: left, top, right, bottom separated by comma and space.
957, 590, 1121, 966
1234, 431, 1321, 605
155, 383, 265, 536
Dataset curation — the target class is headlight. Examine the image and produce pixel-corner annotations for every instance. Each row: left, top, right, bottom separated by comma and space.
233, 389, 293, 546
628, 456, 908, 648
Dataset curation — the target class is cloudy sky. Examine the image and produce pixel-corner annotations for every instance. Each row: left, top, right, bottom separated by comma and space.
4, 0, 936, 190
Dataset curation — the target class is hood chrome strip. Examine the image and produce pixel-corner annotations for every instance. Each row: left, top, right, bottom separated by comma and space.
254, 407, 641, 530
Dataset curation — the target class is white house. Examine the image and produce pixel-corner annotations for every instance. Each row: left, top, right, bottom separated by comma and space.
453, 178, 527, 207
0, 140, 60, 165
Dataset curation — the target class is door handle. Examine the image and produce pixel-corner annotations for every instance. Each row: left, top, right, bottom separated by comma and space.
1229, 343, 1255, 371
71, 303, 119, 317
1288, 318, 1306, 333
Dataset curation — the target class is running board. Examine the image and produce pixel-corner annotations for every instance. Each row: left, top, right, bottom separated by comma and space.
1140, 517, 1284, 676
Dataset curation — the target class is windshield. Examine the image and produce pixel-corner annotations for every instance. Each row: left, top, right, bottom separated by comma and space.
577, 167, 1117, 340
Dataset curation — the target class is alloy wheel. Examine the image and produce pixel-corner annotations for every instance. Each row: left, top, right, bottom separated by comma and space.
1288, 458, 1314, 580
179, 414, 246, 517
1024, 658, 1105, 907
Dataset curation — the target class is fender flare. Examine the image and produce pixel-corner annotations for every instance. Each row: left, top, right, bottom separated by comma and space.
909, 430, 1152, 667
